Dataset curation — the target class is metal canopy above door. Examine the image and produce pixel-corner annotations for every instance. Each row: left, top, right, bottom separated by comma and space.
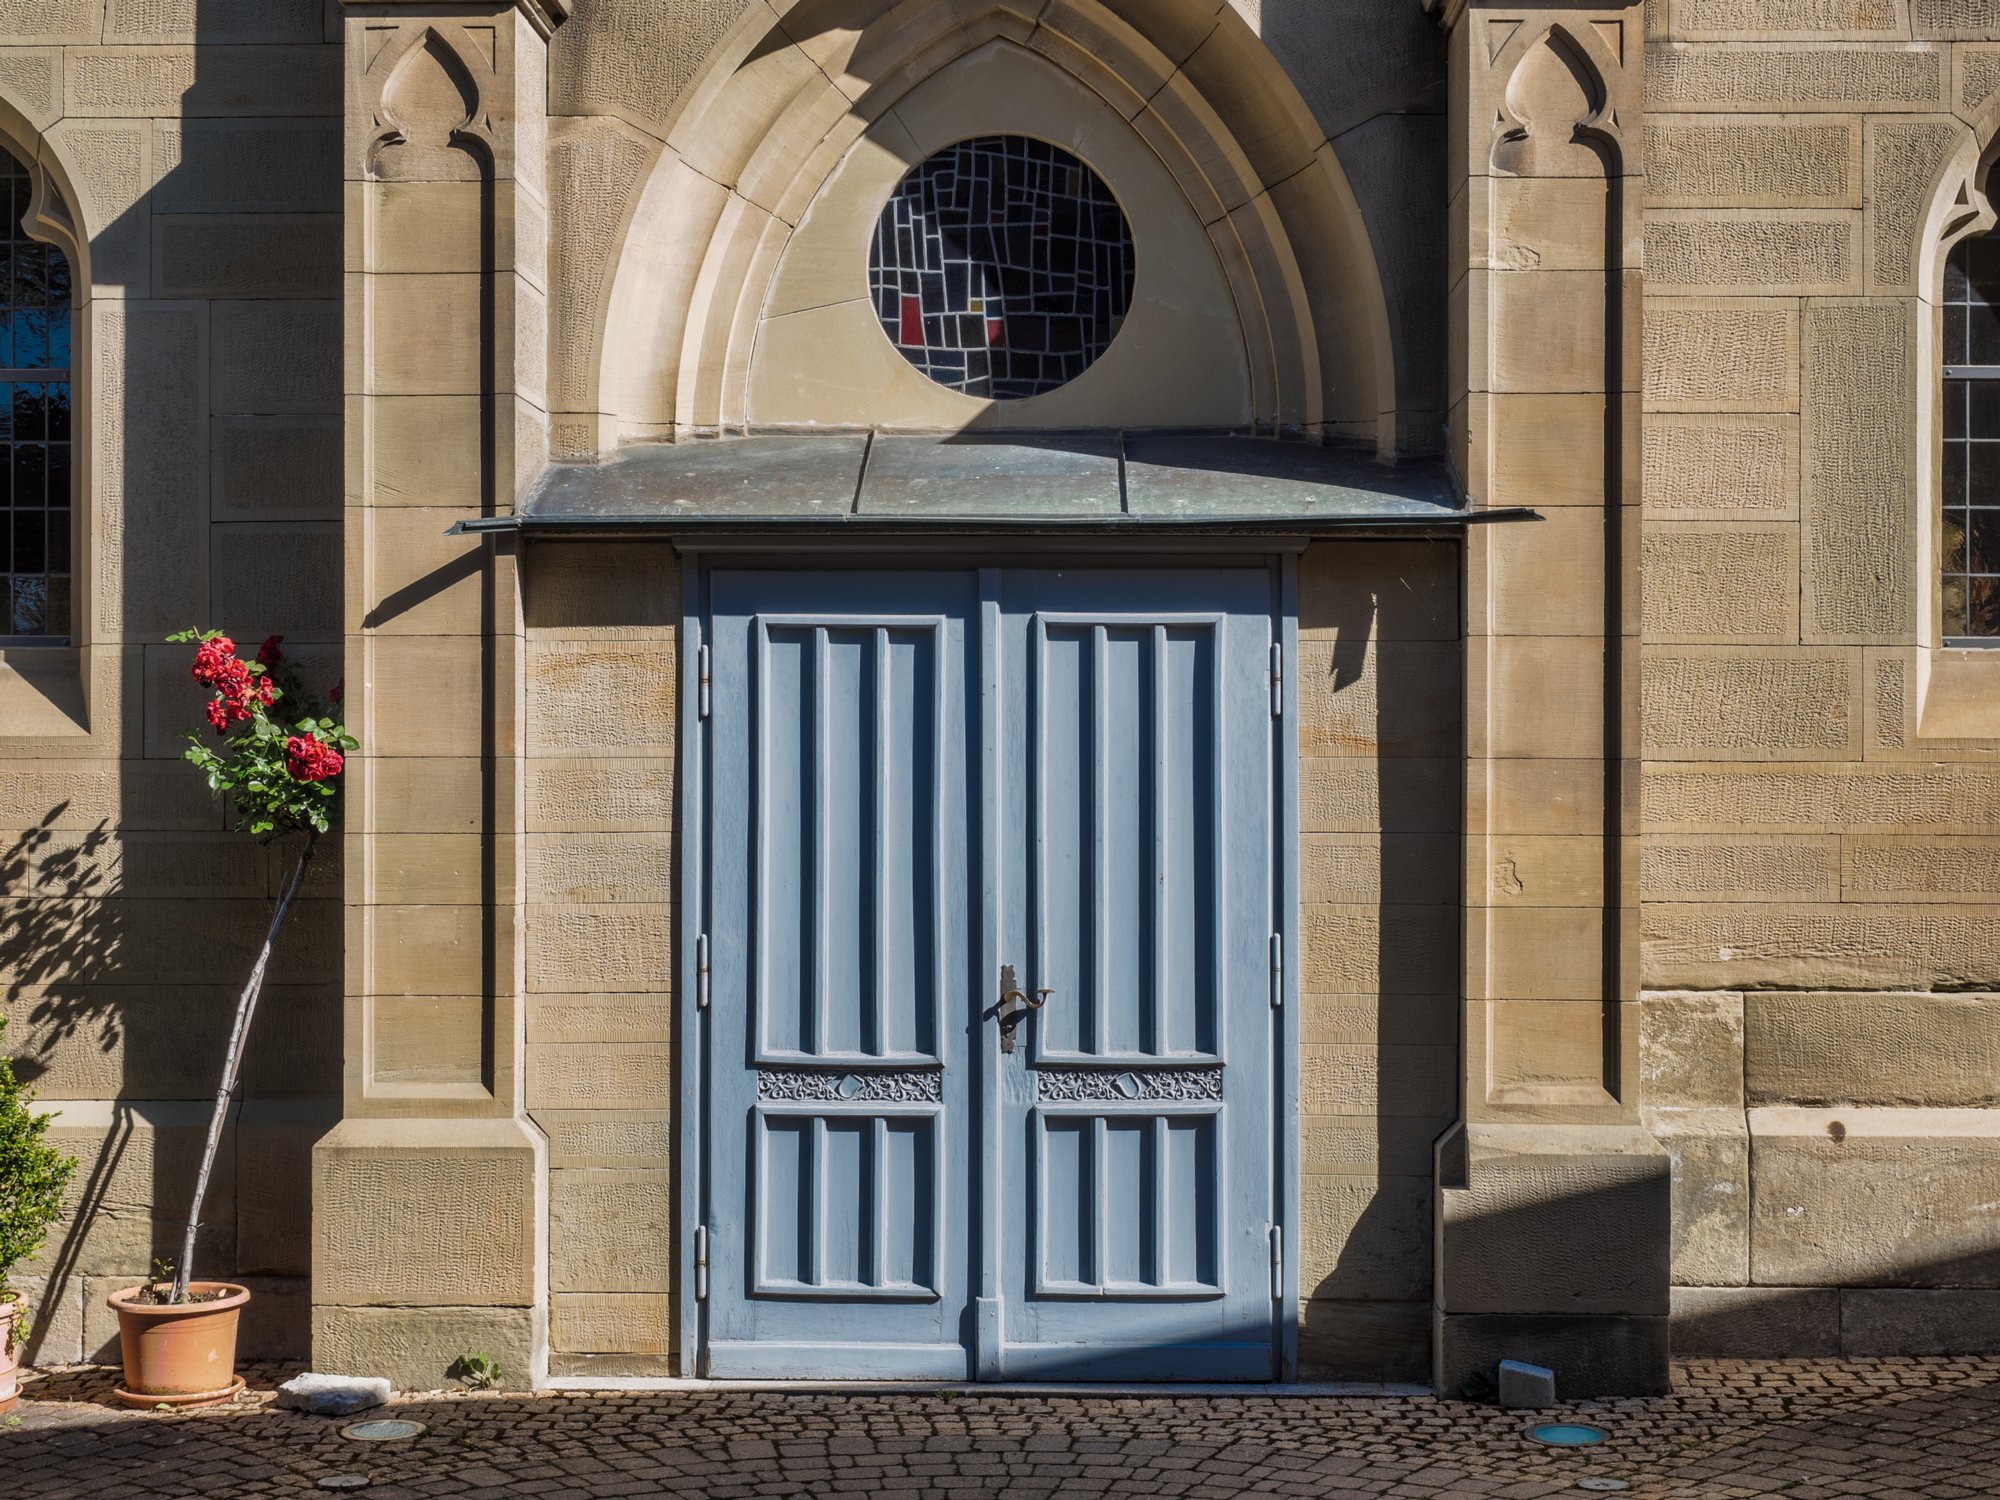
692, 565, 1289, 1382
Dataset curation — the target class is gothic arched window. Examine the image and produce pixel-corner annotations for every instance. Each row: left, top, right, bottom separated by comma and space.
1942, 220, 2000, 642
0, 146, 71, 642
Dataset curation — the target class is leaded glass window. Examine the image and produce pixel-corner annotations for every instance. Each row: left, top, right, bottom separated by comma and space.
1942, 227, 2000, 641
0, 148, 70, 643
869, 136, 1134, 401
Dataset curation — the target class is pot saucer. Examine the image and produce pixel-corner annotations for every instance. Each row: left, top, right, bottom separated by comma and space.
112, 1373, 248, 1410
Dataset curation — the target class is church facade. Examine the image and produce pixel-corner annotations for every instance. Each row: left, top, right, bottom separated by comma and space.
6, 0, 2000, 1395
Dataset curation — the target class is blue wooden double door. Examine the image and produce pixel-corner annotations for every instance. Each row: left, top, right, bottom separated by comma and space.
700, 567, 1283, 1381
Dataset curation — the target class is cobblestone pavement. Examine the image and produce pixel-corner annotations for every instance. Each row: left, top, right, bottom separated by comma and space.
5, 1359, 2000, 1499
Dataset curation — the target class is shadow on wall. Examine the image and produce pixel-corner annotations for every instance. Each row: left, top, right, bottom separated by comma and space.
1296, 541, 1462, 1382
6, 0, 344, 1365
1256, 0, 1450, 452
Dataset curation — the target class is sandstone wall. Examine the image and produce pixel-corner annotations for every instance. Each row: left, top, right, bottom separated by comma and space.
0, 1, 342, 1363
1297, 539, 1461, 1381
522, 542, 679, 1378
1641, 0, 2000, 1356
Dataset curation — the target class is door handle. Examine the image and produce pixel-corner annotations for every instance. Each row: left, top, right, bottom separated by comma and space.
997, 964, 1053, 1055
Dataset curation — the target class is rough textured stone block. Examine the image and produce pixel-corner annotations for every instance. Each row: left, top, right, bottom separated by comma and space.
1648, 42, 1943, 110
95, 303, 206, 636
524, 542, 683, 636
546, 120, 656, 412
0, 0, 102, 42
1302, 757, 1459, 835
313, 1305, 539, 1394
1644, 300, 1798, 412
154, 122, 341, 213
553, 1293, 675, 1356
1641, 649, 1859, 759
1301, 1174, 1431, 1303
212, 417, 342, 522
1841, 1289, 2000, 1354
1641, 839, 1839, 903
528, 644, 677, 755
528, 1043, 672, 1111
313, 1120, 542, 1308
550, 1169, 672, 1293
1299, 541, 1458, 641
1641, 527, 1799, 641
1644, 414, 1797, 516
1645, 118, 1857, 207
1672, 0, 1900, 31
1671, 1286, 1840, 1357
1646, 213, 1857, 292
1746, 993, 2000, 1107
528, 903, 672, 994
1802, 299, 1913, 643
1640, 992, 1745, 1110
210, 523, 340, 643
65, 46, 337, 118
1646, 1108, 1750, 1286
1437, 1313, 1670, 1398
108, 0, 322, 41
528, 760, 677, 833
155, 214, 340, 299
1298, 1299, 1429, 1383
210, 300, 341, 415
1844, 838, 2000, 902
1645, 904, 2000, 990
1867, 121, 1963, 290
1750, 1108, 2000, 1286
1440, 1129, 1672, 1317
1915, 0, 2000, 37
529, 834, 672, 905
1643, 764, 2000, 833
532, 1110, 673, 1169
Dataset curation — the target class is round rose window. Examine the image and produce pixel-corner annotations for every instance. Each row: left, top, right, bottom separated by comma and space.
869, 136, 1135, 400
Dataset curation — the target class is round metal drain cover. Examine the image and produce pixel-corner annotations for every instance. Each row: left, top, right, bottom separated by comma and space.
1577, 1481, 1630, 1492
1528, 1423, 1606, 1447
342, 1419, 426, 1443
317, 1476, 371, 1490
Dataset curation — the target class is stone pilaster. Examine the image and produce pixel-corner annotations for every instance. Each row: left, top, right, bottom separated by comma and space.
314, 0, 563, 1391
1426, 0, 1670, 1396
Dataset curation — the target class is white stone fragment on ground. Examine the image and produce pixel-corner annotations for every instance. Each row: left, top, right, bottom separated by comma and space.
276, 1372, 393, 1416
1497, 1359, 1558, 1409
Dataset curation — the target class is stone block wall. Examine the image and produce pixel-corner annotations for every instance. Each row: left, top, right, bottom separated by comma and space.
1296, 539, 1461, 1381
521, 542, 679, 1378
0, 1, 341, 1363
1641, 0, 2000, 1355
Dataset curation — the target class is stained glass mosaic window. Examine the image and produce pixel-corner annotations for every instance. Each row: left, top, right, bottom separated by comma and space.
869, 136, 1134, 401
0, 147, 72, 642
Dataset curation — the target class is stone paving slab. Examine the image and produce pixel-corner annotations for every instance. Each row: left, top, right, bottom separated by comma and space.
3, 1358, 1998, 1498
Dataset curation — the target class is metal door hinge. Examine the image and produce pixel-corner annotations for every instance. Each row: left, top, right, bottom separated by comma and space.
695, 1225, 709, 1301
697, 644, 711, 720
1269, 643, 1284, 718
696, 933, 711, 1010
1269, 933, 1283, 1009
1269, 1225, 1283, 1299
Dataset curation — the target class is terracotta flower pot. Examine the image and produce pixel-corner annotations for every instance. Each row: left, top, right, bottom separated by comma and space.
107, 1282, 249, 1407
0, 1292, 21, 1416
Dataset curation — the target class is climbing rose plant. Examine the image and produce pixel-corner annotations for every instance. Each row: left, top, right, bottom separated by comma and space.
169, 629, 355, 836
154, 630, 355, 1305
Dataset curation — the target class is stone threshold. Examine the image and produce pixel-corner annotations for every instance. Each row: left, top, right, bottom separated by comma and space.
542, 1378, 1431, 1397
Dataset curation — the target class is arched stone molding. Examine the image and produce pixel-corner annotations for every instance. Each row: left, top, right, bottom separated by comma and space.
1876, 89, 2000, 743
551, 0, 1399, 455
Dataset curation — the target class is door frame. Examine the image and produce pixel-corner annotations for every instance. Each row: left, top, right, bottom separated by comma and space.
676, 541, 1302, 1380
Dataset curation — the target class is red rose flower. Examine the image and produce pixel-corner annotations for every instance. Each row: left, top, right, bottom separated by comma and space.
204, 699, 231, 734
191, 635, 238, 688
257, 635, 284, 667
286, 734, 344, 783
